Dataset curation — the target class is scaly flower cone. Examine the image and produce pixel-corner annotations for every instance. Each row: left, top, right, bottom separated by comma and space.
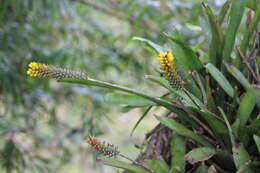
87, 136, 120, 157
158, 52, 184, 90
27, 62, 88, 80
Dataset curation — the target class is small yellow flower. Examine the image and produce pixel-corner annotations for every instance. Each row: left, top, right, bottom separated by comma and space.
158, 52, 184, 90
27, 62, 88, 80
158, 52, 175, 73
87, 136, 120, 157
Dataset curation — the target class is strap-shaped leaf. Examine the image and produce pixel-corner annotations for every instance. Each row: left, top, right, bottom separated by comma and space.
240, 5, 260, 54
170, 134, 186, 173
219, 107, 253, 172
236, 88, 258, 127
147, 158, 170, 173
156, 116, 212, 147
205, 63, 234, 97
167, 36, 203, 71
60, 78, 181, 113
224, 62, 251, 90
222, 0, 246, 63
203, 3, 224, 66
101, 158, 147, 173
133, 37, 165, 53
218, 0, 231, 24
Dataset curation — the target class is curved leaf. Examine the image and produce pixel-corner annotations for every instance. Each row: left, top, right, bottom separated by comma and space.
166, 35, 203, 71
205, 63, 234, 97
133, 37, 165, 53
218, 107, 253, 172
222, 0, 246, 63
156, 116, 212, 147
203, 3, 224, 66
236, 88, 258, 127
185, 147, 216, 164
224, 62, 251, 90
145, 75, 173, 91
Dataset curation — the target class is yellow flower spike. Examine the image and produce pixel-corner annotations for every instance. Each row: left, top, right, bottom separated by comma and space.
26, 62, 88, 80
158, 52, 184, 90
87, 136, 120, 157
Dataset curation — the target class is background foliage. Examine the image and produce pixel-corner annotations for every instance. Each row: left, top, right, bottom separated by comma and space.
0, 0, 259, 173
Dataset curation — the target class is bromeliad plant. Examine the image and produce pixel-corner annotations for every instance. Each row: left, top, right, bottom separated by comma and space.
27, 1, 260, 173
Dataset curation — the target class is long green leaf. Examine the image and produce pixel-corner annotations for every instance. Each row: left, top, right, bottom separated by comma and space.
146, 75, 205, 109
145, 75, 173, 91
219, 107, 253, 172
147, 75, 228, 142
205, 63, 234, 97
133, 37, 165, 53
235, 5, 260, 68
100, 158, 147, 173
105, 92, 154, 106
222, 0, 246, 63
197, 110, 229, 145
170, 134, 186, 173
224, 62, 251, 90
131, 105, 153, 136
147, 158, 170, 173
203, 3, 223, 66
218, 107, 235, 146
167, 36, 203, 71
156, 116, 212, 147
218, 0, 231, 25
191, 72, 207, 105
236, 88, 258, 127
60, 78, 181, 113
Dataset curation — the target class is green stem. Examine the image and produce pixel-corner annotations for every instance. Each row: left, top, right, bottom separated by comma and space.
60, 78, 182, 112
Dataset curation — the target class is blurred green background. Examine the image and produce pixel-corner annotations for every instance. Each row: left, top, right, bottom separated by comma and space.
0, 0, 227, 172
